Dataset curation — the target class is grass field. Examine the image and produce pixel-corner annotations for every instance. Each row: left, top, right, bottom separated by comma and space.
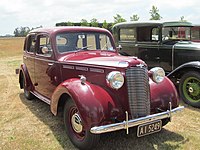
0, 37, 200, 150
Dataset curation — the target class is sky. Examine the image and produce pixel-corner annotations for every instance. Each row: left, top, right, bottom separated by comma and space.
0, 0, 200, 35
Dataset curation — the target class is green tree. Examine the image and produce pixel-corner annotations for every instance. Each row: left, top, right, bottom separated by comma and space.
14, 26, 30, 37
90, 18, 99, 27
102, 20, 108, 29
80, 19, 90, 26
66, 21, 74, 26
113, 14, 126, 24
149, 6, 162, 20
130, 14, 140, 21
14, 28, 20, 37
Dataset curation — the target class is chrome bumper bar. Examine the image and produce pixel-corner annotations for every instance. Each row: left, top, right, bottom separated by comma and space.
90, 105, 184, 134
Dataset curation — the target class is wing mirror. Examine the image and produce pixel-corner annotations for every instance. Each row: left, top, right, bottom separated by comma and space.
42, 46, 52, 54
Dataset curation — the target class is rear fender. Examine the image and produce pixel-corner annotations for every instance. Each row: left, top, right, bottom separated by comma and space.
51, 78, 117, 129
19, 63, 34, 91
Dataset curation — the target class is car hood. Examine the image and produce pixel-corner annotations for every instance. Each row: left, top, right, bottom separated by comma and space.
59, 51, 146, 68
174, 41, 200, 50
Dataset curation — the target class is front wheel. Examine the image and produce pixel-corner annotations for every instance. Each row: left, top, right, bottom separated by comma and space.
179, 71, 200, 108
63, 99, 100, 150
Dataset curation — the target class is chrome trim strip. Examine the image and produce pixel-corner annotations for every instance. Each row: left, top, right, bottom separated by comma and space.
75, 66, 88, 71
63, 65, 75, 69
125, 111, 129, 134
90, 105, 184, 134
31, 91, 50, 105
172, 44, 176, 70
90, 68, 104, 73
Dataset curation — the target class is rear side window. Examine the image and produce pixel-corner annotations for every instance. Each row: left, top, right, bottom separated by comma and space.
119, 28, 136, 42
27, 34, 36, 53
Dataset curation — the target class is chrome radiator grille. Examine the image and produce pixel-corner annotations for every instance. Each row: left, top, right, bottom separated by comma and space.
125, 66, 150, 119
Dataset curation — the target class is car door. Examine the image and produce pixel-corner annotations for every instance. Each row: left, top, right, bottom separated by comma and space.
158, 44, 173, 73
137, 27, 160, 69
24, 34, 36, 86
34, 34, 58, 100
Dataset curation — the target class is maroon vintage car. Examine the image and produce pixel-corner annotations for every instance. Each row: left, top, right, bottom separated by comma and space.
18, 26, 183, 149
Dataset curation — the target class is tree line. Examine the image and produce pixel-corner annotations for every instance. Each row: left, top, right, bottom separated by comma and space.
13, 6, 185, 37
14, 26, 43, 37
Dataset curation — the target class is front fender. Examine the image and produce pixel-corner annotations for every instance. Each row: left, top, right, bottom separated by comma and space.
167, 61, 200, 78
51, 78, 117, 129
150, 77, 179, 112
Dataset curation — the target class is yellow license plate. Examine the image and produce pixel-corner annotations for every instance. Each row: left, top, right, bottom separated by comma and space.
137, 120, 162, 137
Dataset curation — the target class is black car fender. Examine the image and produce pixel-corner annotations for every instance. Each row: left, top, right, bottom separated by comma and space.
167, 61, 200, 79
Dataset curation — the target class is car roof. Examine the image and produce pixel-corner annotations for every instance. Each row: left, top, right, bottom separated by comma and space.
30, 26, 110, 34
113, 21, 193, 28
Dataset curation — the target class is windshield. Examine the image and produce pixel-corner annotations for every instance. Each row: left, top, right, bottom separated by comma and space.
56, 32, 114, 53
162, 27, 191, 41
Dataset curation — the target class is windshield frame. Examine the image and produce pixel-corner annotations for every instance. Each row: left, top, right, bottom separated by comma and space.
162, 26, 192, 42
55, 31, 115, 54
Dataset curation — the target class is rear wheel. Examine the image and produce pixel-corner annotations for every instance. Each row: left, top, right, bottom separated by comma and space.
63, 99, 100, 150
23, 76, 34, 100
179, 71, 200, 108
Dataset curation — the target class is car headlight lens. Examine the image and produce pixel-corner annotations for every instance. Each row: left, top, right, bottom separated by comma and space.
106, 71, 124, 89
150, 67, 165, 83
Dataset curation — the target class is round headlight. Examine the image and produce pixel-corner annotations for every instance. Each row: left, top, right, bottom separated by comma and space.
150, 67, 165, 83
106, 71, 124, 89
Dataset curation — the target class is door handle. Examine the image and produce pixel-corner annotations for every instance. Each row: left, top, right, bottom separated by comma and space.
48, 63, 54, 66
155, 57, 160, 60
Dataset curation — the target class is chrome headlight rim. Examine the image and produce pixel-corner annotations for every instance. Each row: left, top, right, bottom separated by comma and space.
106, 71, 124, 89
150, 67, 165, 83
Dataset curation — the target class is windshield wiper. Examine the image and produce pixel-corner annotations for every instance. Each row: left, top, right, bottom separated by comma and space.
76, 45, 92, 51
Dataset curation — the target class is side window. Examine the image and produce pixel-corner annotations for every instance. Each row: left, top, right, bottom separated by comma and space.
37, 35, 52, 57
27, 34, 36, 53
137, 27, 151, 42
151, 27, 159, 41
119, 28, 136, 42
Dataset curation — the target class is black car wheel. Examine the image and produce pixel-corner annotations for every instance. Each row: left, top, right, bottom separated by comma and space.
179, 71, 200, 108
63, 98, 100, 150
23, 76, 34, 100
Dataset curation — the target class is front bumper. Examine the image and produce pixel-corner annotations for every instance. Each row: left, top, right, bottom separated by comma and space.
90, 104, 184, 134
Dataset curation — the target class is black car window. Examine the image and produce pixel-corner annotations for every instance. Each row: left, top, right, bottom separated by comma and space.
151, 27, 159, 41
162, 27, 191, 41
137, 27, 151, 42
119, 28, 136, 42
27, 34, 36, 53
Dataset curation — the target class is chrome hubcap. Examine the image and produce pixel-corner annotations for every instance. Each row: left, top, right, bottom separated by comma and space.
189, 87, 194, 93
71, 113, 83, 133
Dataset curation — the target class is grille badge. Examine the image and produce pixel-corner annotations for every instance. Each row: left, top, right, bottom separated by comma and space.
136, 64, 144, 68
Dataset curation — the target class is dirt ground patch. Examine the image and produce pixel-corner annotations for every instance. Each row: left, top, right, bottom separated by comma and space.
0, 38, 200, 150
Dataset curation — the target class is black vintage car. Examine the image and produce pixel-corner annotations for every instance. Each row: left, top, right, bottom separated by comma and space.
112, 21, 200, 108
